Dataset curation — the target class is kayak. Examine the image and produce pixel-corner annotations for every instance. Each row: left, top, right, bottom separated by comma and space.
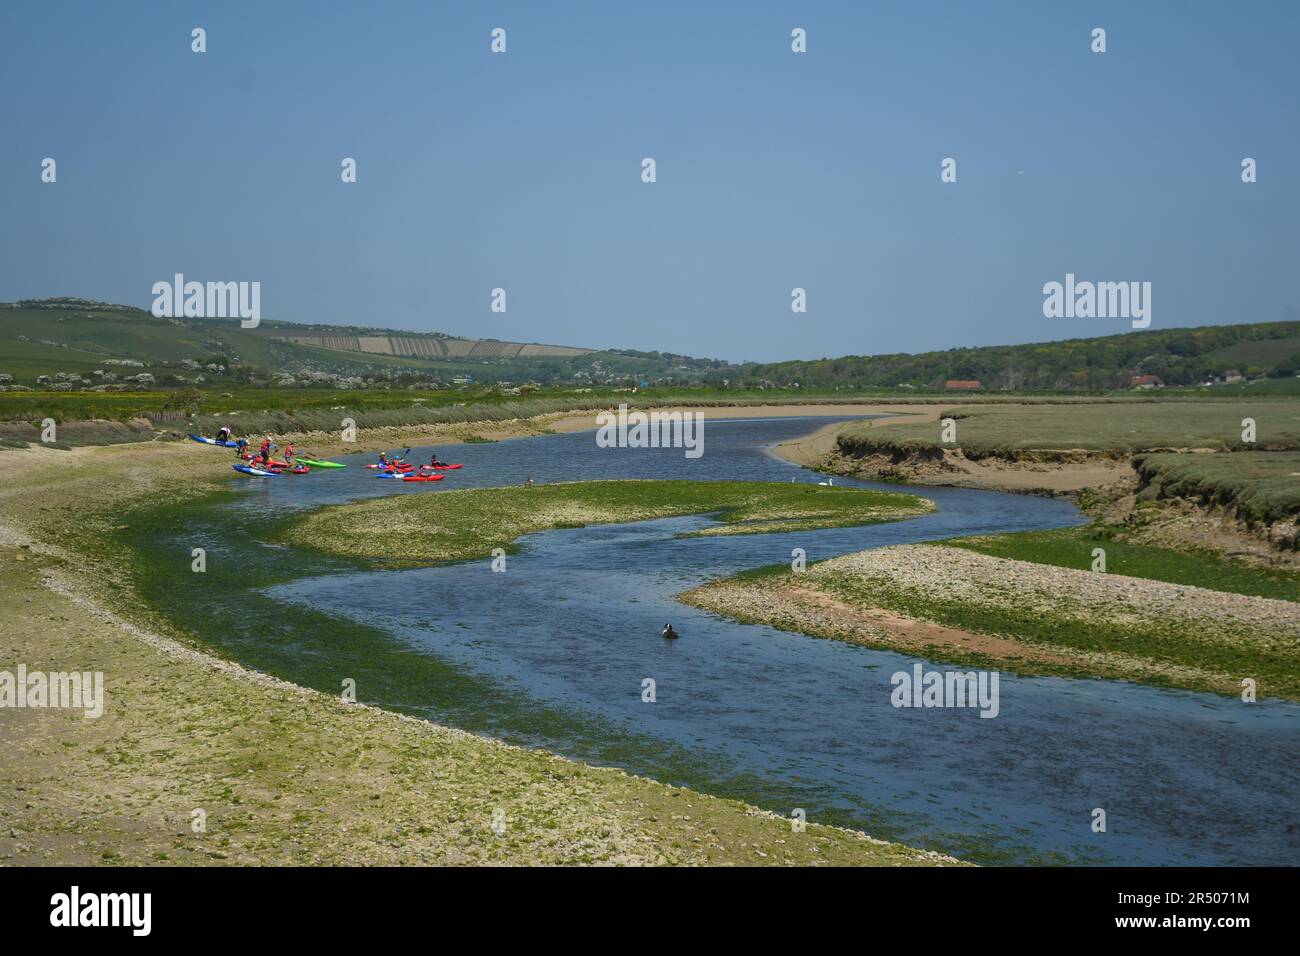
233, 464, 277, 477
374, 473, 402, 479
366, 463, 412, 470
242, 454, 290, 468
296, 458, 345, 469
401, 474, 445, 482
270, 465, 310, 475
420, 463, 463, 470
191, 434, 238, 448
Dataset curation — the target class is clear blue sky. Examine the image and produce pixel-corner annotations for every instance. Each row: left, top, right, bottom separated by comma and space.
2, 1, 1296, 362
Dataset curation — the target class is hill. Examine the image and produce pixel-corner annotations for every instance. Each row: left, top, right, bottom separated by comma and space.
0, 298, 729, 389
743, 321, 1300, 391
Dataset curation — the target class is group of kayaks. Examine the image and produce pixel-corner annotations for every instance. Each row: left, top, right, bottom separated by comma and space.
190, 434, 347, 477
190, 434, 462, 484
367, 458, 463, 482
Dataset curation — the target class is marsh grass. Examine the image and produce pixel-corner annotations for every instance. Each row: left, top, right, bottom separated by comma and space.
837, 401, 1300, 457
942, 526, 1299, 600
282, 480, 934, 565
1132, 451, 1300, 524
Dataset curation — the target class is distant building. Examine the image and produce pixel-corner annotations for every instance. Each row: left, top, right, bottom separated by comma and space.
1130, 374, 1164, 389
944, 380, 982, 390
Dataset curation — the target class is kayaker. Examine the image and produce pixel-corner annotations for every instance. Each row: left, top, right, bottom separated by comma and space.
284, 442, 295, 464
377, 452, 389, 467
523, 477, 534, 488
235, 437, 248, 458
216, 425, 232, 443
662, 624, 679, 640
258, 438, 273, 466
428, 452, 447, 468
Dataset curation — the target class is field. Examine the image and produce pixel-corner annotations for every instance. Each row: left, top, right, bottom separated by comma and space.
284, 479, 935, 566
835, 400, 1300, 457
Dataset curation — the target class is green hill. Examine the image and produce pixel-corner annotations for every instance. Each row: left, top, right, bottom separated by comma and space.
743, 321, 1300, 391
0, 298, 728, 388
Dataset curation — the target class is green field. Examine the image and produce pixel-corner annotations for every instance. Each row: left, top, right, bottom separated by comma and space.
942, 526, 1298, 601
837, 401, 1300, 457
1203, 334, 1300, 369
284, 479, 934, 566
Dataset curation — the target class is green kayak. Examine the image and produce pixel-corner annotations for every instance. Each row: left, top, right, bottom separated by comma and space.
296, 457, 346, 468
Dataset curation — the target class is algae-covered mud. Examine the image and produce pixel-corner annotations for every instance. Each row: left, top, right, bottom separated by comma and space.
682, 544, 1300, 699
284, 479, 935, 565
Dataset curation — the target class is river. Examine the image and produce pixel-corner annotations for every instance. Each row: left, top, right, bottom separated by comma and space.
145, 416, 1300, 865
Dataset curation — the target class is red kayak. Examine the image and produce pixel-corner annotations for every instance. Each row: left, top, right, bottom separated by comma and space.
401, 473, 445, 482
270, 465, 310, 475
420, 463, 463, 471
366, 463, 414, 470
243, 454, 291, 468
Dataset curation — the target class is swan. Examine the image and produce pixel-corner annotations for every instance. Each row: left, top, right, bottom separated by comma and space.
818, 477, 833, 486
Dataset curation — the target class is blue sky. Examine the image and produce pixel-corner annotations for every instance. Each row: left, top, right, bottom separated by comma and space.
2, 1, 1296, 362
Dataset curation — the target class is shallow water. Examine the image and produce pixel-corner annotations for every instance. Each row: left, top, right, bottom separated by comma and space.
194, 417, 1300, 864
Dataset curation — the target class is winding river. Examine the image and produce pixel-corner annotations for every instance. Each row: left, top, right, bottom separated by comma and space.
142, 417, 1300, 865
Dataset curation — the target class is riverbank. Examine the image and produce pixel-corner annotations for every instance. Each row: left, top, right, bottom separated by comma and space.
0, 438, 957, 865
772, 399, 1300, 496
772, 418, 1133, 496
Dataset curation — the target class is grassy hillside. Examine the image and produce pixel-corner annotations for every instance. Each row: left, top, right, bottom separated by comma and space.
0, 298, 727, 387
746, 321, 1300, 390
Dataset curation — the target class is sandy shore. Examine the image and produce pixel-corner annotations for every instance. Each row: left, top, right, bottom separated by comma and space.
0, 437, 957, 866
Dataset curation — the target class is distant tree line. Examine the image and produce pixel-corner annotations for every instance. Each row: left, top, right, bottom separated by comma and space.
740, 322, 1300, 390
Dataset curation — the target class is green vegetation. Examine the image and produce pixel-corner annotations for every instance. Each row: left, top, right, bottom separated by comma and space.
837, 401, 1300, 457
815, 564, 1298, 698
284, 480, 934, 565
687, 546, 1299, 699
1133, 451, 1300, 525
746, 320, 1300, 389
941, 526, 1298, 601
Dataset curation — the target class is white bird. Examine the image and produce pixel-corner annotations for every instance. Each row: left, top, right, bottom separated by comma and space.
818, 477, 833, 486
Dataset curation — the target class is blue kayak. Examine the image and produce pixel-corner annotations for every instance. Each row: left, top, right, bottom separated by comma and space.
374, 473, 401, 479
191, 434, 238, 448
233, 464, 277, 477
